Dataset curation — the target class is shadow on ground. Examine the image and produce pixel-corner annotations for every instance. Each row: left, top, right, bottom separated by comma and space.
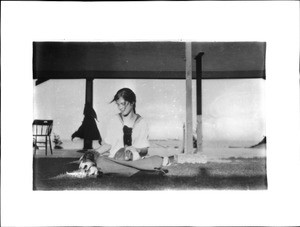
33, 157, 267, 190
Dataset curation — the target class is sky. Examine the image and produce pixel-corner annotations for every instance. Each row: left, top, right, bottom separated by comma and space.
33, 78, 265, 144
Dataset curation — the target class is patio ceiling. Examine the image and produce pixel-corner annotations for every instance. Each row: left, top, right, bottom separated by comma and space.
33, 41, 266, 85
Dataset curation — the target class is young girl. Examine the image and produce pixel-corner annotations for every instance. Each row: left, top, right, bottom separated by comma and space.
96, 88, 150, 160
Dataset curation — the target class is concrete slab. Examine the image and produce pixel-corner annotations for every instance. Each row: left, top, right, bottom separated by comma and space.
175, 153, 208, 164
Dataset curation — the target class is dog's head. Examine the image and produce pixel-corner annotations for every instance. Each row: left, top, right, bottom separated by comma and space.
78, 151, 99, 176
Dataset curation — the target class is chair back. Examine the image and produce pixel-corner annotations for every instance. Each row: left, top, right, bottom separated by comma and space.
33, 120, 53, 136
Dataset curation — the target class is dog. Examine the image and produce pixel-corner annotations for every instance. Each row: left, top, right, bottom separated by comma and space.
78, 151, 102, 177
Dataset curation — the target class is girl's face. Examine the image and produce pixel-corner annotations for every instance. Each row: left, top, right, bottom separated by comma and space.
116, 97, 134, 116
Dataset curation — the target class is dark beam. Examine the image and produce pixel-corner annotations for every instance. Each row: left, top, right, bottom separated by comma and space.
35, 79, 49, 86
33, 70, 266, 81
202, 70, 266, 80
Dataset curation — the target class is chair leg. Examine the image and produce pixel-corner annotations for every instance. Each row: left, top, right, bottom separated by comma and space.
34, 136, 38, 156
49, 135, 53, 155
45, 137, 47, 156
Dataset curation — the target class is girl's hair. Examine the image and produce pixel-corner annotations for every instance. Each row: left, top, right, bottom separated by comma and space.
111, 88, 136, 113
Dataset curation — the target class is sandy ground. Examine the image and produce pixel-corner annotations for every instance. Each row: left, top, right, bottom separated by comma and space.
33, 140, 267, 190
33, 157, 267, 190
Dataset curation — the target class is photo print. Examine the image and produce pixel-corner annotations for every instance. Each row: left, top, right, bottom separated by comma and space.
33, 41, 267, 190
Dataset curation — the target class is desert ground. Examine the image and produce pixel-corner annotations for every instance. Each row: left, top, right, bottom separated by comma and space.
33, 139, 267, 190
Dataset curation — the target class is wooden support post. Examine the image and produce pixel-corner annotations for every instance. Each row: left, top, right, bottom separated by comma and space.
85, 78, 94, 105
84, 78, 94, 150
195, 52, 204, 152
185, 42, 193, 154
182, 123, 185, 153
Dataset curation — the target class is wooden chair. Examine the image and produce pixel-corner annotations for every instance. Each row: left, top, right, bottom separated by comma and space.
33, 120, 53, 156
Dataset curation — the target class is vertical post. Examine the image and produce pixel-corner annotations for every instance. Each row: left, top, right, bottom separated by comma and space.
195, 52, 204, 152
185, 42, 193, 154
182, 123, 185, 153
85, 78, 94, 105
84, 78, 94, 150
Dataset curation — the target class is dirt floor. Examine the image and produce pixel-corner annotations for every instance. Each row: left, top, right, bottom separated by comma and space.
33, 157, 267, 190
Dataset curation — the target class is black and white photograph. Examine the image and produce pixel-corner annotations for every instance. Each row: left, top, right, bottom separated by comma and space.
2, 1, 300, 226
32, 41, 267, 190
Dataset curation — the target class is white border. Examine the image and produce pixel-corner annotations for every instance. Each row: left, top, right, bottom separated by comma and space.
2, 1, 300, 226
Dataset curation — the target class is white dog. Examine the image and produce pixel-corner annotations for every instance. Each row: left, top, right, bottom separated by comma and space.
77, 151, 100, 177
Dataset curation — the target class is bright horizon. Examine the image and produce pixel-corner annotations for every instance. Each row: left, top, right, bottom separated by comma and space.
33, 78, 265, 144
